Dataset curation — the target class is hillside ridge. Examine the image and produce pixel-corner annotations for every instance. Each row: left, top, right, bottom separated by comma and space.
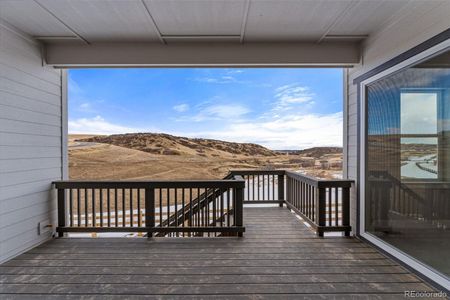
78, 133, 343, 158
79, 133, 277, 157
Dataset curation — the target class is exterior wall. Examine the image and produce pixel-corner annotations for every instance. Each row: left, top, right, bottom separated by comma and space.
0, 24, 64, 263
345, 1, 450, 233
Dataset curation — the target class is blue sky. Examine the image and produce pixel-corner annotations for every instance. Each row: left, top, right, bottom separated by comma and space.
68, 68, 343, 149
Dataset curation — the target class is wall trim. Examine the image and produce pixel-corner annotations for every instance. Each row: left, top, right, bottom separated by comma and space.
343, 69, 349, 179
61, 70, 68, 180
353, 28, 450, 84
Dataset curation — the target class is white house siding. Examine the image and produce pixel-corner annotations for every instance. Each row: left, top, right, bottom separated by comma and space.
345, 1, 450, 233
0, 24, 63, 263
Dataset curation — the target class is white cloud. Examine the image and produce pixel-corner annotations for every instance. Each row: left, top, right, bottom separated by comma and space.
78, 102, 96, 113
225, 69, 244, 74
273, 84, 315, 111
173, 103, 190, 112
401, 92, 437, 134
68, 116, 152, 135
182, 112, 343, 149
202, 104, 249, 119
69, 112, 342, 150
179, 104, 251, 122
193, 76, 241, 84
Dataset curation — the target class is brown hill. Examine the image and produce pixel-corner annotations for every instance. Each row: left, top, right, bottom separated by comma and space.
275, 147, 342, 158
79, 133, 277, 157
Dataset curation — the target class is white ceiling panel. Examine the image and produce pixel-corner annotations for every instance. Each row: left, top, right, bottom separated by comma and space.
0, 0, 74, 37
0, 0, 439, 44
244, 0, 354, 42
35, 0, 161, 42
144, 0, 246, 36
329, 0, 410, 36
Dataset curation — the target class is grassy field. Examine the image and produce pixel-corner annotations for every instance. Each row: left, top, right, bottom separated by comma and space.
69, 133, 343, 180
67, 133, 342, 229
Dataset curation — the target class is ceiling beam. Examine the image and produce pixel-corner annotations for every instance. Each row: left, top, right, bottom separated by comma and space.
44, 41, 361, 67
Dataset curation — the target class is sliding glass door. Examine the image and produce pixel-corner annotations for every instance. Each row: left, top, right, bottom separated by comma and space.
364, 48, 450, 281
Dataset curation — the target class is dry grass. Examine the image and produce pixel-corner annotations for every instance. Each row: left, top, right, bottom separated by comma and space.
69, 134, 343, 180
67, 134, 343, 227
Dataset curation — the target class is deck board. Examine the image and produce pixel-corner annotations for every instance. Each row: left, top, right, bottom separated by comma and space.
0, 206, 438, 299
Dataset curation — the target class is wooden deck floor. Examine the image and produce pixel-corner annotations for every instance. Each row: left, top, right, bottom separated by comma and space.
0, 207, 438, 299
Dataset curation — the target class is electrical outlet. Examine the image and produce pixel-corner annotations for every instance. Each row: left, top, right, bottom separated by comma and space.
38, 219, 52, 235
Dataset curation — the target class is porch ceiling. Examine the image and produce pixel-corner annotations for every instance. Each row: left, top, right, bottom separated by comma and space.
0, 0, 431, 66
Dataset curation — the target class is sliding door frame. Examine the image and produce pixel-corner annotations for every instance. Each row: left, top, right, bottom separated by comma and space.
359, 39, 450, 289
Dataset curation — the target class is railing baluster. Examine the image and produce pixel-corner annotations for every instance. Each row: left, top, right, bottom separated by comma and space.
145, 187, 155, 238
257, 175, 260, 200
335, 187, 339, 226
84, 189, 88, 227
137, 188, 141, 227
159, 188, 162, 227
226, 189, 230, 227
212, 188, 216, 227
167, 188, 170, 228
92, 189, 96, 227
189, 188, 193, 228
115, 189, 118, 227
130, 188, 133, 227
100, 189, 103, 227
174, 188, 178, 232
107, 188, 111, 227
122, 188, 125, 227
69, 189, 73, 227
327, 187, 331, 226
262, 174, 265, 200
182, 188, 185, 237
220, 188, 224, 227
77, 189, 81, 227
252, 175, 255, 201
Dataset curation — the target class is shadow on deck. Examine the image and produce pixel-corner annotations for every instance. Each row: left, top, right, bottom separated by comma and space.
0, 207, 437, 299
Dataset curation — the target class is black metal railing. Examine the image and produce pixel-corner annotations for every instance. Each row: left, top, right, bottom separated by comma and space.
284, 171, 352, 236
53, 177, 245, 237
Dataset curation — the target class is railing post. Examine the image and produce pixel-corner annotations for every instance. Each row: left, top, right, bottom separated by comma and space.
57, 188, 66, 238
316, 186, 326, 237
278, 174, 285, 207
145, 187, 155, 238
342, 186, 350, 236
235, 186, 244, 237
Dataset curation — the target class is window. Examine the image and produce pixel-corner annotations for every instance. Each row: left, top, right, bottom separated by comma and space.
400, 91, 439, 179
364, 48, 450, 280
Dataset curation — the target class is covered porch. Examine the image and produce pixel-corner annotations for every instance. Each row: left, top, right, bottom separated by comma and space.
1, 0, 449, 295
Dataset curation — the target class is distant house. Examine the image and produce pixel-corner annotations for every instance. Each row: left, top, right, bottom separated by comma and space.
320, 160, 330, 169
